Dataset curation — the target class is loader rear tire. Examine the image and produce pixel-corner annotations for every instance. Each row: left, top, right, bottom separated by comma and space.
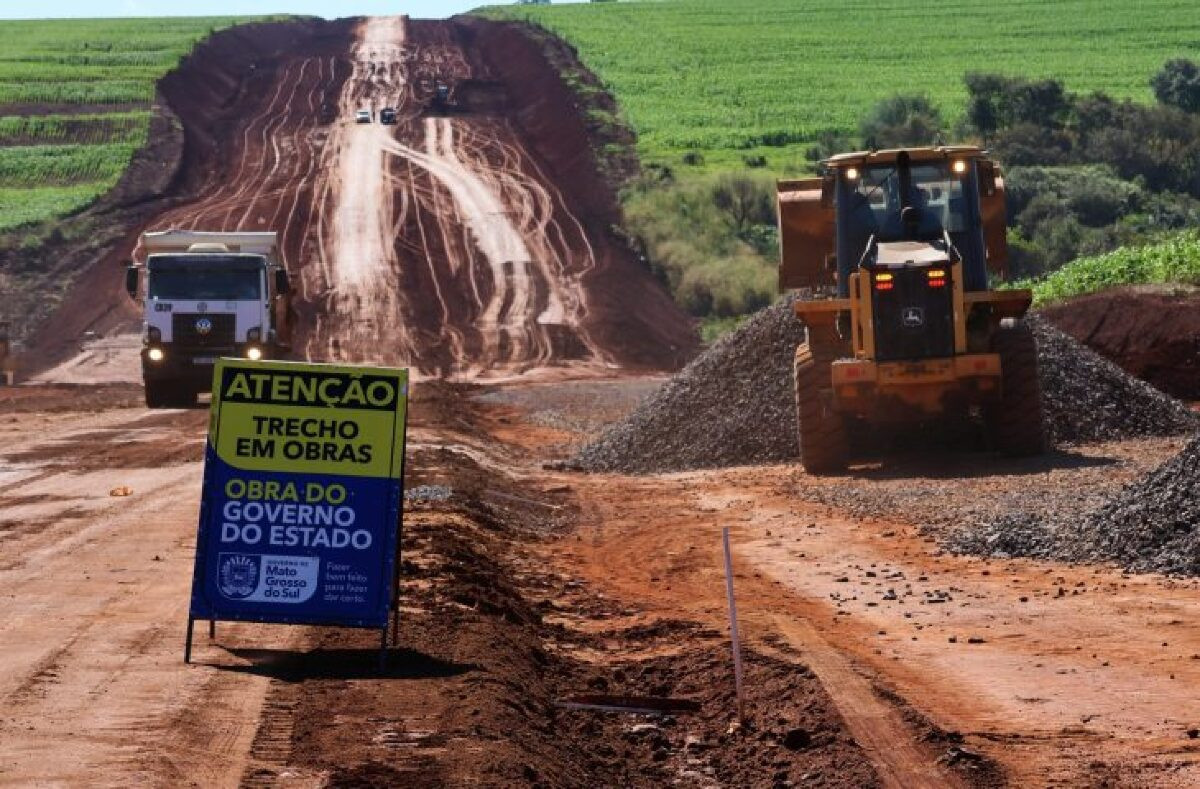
987, 319, 1046, 456
794, 342, 848, 474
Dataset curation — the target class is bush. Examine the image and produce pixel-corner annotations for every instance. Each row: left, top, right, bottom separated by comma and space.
1151, 58, 1200, 114
623, 172, 779, 320
963, 73, 1070, 136
859, 94, 943, 148
991, 123, 1073, 165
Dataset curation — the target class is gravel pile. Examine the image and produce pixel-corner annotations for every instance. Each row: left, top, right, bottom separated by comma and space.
1067, 435, 1200, 575
572, 302, 1197, 474
952, 436, 1200, 576
1029, 315, 1197, 444
571, 297, 806, 473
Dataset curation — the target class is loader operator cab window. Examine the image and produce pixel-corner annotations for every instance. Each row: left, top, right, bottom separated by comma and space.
834, 157, 988, 293
853, 163, 966, 242
148, 255, 264, 301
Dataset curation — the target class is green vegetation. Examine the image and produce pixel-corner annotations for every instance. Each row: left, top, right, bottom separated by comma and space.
483, 0, 1200, 170
624, 172, 778, 322
0, 185, 102, 232
1015, 231, 1200, 305
0, 18, 256, 105
479, 1, 1200, 334
0, 17, 267, 230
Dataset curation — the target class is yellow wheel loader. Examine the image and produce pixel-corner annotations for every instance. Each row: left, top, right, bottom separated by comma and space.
778, 146, 1045, 473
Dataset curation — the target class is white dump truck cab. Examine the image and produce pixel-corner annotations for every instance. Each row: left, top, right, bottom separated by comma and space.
125, 230, 293, 408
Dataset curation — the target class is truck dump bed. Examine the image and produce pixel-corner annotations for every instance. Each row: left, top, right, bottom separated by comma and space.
141, 230, 280, 262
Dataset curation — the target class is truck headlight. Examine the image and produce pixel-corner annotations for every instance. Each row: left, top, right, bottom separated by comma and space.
147, 347, 165, 362
147, 326, 161, 343
246, 346, 263, 361
247, 326, 262, 342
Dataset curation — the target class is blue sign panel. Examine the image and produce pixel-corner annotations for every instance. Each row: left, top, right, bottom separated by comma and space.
188, 359, 408, 644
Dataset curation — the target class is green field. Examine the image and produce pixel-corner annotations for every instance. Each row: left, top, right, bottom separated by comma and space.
484, 0, 1200, 171
0, 17, 266, 231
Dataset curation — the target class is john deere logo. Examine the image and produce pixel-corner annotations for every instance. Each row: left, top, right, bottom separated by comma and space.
902, 307, 925, 328
195, 317, 214, 335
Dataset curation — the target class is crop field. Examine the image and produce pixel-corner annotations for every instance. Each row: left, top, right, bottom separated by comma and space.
484, 0, 1200, 171
0, 17, 264, 231
1020, 231, 1200, 305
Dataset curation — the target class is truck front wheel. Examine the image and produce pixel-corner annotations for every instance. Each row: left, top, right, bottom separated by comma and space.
144, 380, 196, 409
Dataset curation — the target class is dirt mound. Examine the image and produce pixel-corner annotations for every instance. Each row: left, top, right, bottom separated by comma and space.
1040, 286, 1200, 400
572, 302, 1196, 473
1067, 435, 1200, 575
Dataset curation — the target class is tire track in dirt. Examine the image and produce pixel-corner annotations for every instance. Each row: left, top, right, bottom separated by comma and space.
0, 406, 306, 786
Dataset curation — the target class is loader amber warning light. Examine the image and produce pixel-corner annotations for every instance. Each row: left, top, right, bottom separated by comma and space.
186, 358, 410, 666
845, 166, 859, 180
952, 159, 968, 174
874, 272, 894, 291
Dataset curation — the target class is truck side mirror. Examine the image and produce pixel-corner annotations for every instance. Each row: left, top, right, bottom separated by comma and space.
124, 265, 138, 300
275, 269, 291, 295
819, 173, 836, 208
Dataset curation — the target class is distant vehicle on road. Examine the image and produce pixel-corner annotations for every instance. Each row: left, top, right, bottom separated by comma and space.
380, 107, 397, 125
355, 109, 372, 124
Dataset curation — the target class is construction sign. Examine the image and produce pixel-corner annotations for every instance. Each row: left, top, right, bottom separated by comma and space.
186, 359, 408, 662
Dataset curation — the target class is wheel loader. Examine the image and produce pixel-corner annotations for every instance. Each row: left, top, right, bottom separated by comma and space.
777, 146, 1045, 473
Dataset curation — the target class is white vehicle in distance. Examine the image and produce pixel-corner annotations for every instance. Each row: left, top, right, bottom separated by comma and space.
355, 108, 372, 124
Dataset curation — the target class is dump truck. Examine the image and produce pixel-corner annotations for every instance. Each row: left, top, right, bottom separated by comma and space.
778, 146, 1045, 473
124, 230, 293, 408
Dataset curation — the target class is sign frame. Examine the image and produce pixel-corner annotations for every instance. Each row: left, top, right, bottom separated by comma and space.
184, 358, 409, 668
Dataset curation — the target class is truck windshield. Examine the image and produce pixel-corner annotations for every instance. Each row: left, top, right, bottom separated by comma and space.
847, 162, 966, 242
147, 255, 263, 300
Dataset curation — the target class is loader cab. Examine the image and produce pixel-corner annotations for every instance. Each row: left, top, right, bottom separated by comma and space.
829, 149, 990, 296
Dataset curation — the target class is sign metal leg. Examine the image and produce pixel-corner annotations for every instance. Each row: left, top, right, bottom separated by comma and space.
184, 616, 195, 663
209, 619, 216, 639
379, 624, 388, 672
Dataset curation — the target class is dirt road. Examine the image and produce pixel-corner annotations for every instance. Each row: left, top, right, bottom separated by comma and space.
0, 402, 306, 786
550, 459, 1200, 787
7, 377, 1198, 786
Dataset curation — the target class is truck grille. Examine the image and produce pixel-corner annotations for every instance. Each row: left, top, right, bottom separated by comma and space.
870, 267, 954, 362
173, 313, 235, 348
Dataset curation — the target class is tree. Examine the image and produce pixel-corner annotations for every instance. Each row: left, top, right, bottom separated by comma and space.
1152, 58, 1200, 114
859, 94, 943, 148
710, 173, 774, 239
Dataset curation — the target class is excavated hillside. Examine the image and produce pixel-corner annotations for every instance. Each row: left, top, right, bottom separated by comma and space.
24, 16, 696, 382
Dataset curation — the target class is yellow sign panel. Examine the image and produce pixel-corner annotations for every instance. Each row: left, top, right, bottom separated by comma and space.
209, 359, 409, 479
